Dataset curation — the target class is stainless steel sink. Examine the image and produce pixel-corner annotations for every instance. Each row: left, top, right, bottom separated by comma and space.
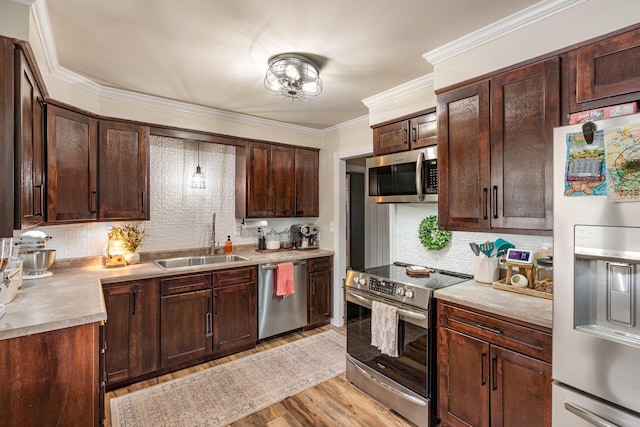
154, 254, 250, 269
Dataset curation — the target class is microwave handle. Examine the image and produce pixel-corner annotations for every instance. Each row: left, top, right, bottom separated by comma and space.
415, 151, 424, 201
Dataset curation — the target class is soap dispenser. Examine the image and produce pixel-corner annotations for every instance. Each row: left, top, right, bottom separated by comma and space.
224, 235, 233, 254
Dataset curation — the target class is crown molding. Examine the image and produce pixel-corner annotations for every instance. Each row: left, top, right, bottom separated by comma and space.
29, 0, 330, 136
13, 0, 36, 5
319, 115, 369, 136
362, 73, 434, 109
423, 0, 587, 65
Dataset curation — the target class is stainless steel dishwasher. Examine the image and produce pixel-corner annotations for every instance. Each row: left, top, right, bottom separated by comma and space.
258, 260, 308, 340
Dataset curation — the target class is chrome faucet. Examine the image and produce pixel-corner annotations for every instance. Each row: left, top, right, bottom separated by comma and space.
210, 213, 219, 254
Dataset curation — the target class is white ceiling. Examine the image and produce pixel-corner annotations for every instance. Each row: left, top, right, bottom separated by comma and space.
42, 0, 542, 130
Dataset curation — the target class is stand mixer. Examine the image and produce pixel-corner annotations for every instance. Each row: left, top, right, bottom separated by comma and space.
14, 231, 56, 279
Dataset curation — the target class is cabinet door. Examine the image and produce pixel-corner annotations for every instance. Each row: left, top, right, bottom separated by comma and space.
160, 273, 213, 366
409, 111, 437, 149
294, 148, 319, 217
437, 81, 491, 231
438, 328, 490, 427
372, 120, 409, 155
98, 120, 149, 220
308, 269, 332, 326
103, 280, 159, 385
490, 58, 558, 231
246, 142, 272, 217
490, 346, 552, 427
46, 105, 98, 222
570, 26, 640, 111
15, 49, 45, 228
213, 282, 257, 355
272, 145, 295, 217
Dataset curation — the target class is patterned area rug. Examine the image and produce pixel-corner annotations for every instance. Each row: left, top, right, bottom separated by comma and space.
110, 330, 346, 427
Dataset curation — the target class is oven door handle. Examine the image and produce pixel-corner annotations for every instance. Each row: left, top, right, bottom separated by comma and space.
350, 359, 427, 407
347, 290, 427, 321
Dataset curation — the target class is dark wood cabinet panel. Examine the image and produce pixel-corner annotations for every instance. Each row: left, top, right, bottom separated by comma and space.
46, 104, 98, 222
0, 322, 100, 426
160, 273, 213, 367
409, 111, 438, 149
307, 256, 332, 327
438, 58, 558, 234
438, 328, 490, 427
213, 281, 257, 355
272, 145, 295, 216
490, 58, 558, 231
103, 279, 159, 385
212, 266, 257, 355
372, 120, 409, 155
490, 346, 552, 427
98, 120, 149, 220
570, 25, 640, 112
15, 49, 45, 228
372, 110, 437, 156
294, 148, 319, 217
0, 38, 14, 237
244, 141, 272, 217
437, 80, 491, 231
437, 301, 552, 427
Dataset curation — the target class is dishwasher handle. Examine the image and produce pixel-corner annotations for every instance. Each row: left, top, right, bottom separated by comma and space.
260, 261, 306, 270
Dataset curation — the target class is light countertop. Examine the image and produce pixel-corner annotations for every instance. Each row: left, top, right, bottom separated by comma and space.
434, 280, 552, 330
0, 247, 333, 341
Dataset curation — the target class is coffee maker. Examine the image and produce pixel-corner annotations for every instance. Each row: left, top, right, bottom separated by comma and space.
290, 224, 319, 250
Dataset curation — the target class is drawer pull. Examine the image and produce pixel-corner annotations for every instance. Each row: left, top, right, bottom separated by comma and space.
476, 323, 503, 335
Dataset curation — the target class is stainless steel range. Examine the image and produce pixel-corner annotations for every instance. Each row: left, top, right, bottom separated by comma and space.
345, 262, 471, 427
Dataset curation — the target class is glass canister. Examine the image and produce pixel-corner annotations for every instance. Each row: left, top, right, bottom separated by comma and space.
534, 256, 553, 292
266, 229, 280, 250
280, 228, 292, 249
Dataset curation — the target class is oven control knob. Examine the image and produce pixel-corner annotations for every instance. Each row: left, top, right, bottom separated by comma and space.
405, 289, 415, 299
396, 288, 406, 297
358, 276, 367, 286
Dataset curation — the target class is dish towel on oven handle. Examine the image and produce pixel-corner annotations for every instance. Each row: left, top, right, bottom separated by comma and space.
371, 300, 399, 357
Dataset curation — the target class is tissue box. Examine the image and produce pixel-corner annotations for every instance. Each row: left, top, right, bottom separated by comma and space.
0, 261, 23, 305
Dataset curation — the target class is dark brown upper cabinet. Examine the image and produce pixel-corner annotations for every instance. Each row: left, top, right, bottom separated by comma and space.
46, 103, 149, 223
438, 58, 559, 234
294, 148, 319, 217
46, 104, 98, 222
372, 110, 437, 156
236, 142, 319, 218
98, 120, 150, 220
568, 25, 640, 114
15, 47, 45, 229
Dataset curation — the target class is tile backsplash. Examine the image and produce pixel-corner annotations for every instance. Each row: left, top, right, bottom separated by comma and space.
21, 136, 306, 260
393, 204, 552, 275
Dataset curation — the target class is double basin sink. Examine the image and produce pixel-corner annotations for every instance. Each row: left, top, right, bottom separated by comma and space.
155, 254, 250, 269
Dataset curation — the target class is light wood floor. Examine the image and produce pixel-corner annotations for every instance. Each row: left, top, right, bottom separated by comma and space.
105, 325, 416, 426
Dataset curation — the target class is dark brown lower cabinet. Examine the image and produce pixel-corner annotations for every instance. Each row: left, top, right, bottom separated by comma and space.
437, 300, 552, 427
103, 279, 159, 384
160, 273, 213, 367
307, 256, 333, 327
0, 322, 101, 426
212, 266, 257, 356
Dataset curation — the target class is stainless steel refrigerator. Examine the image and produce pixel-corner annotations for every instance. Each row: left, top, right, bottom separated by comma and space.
553, 112, 640, 425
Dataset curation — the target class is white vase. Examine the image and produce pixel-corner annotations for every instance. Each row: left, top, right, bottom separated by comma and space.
125, 252, 140, 265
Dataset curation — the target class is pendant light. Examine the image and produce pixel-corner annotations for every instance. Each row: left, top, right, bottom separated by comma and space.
191, 141, 206, 189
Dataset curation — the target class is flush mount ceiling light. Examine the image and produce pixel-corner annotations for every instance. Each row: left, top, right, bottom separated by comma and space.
191, 141, 206, 189
264, 53, 322, 101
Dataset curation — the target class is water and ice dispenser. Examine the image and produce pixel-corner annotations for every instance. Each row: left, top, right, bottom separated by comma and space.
574, 225, 640, 347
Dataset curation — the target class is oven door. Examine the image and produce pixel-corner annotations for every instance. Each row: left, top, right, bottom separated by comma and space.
345, 287, 429, 398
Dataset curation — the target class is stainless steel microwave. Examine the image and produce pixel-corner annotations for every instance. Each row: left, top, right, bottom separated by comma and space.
365, 146, 438, 203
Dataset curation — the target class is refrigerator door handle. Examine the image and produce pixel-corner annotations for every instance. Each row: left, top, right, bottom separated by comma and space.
564, 400, 621, 427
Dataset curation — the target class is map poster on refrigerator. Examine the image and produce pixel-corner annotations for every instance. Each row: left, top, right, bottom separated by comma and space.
604, 123, 640, 202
